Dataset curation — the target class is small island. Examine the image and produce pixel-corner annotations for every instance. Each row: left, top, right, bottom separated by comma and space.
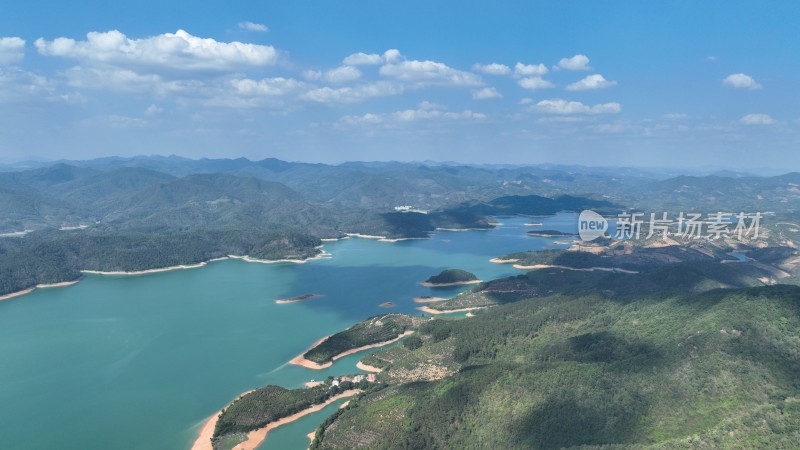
378, 301, 396, 308
275, 293, 323, 304
420, 269, 481, 287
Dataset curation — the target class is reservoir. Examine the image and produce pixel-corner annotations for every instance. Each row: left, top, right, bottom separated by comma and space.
0, 214, 577, 449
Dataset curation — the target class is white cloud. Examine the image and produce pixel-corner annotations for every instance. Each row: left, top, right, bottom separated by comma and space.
662, 113, 688, 120
301, 81, 404, 104
739, 113, 775, 125
473, 63, 511, 75
382, 49, 402, 63
565, 74, 617, 91
0, 37, 25, 65
0, 67, 57, 101
380, 59, 483, 87
417, 100, 446, 110
63, 66, 194, 94
723, 73, 762, 90
341, 106, 486, 125
229, 77, 306, 96
144, 104, 163, 115
343, 52, 383, 65
323, 65, 361, 83
305, 66, 361, 83
77, 114, 148, 128
556, 54, 591, 71
518, 98, 533, 105
238, 22, 268, 32
35, 29, 279, 71
472, 87, 502, 100
517, 76, 555, 90
514, 62, 548, 76
530, 99, 621, 115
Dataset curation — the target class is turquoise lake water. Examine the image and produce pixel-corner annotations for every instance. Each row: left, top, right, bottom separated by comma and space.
0, 214, 578, 450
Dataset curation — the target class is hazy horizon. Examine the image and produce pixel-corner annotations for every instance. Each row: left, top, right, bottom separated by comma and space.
1, 1, 798, 169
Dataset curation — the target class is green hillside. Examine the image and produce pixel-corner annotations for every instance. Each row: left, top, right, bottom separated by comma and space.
313, 284, 800, 449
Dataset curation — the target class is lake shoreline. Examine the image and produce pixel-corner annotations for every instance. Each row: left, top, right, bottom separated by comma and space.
290, 331, 415, 370
0, 280, 82, 302
511, 263, 638, 274
420, 279, 482, 288
417, 306, 488, 315
0, 249, 333, 303
191, 390, 256, 450
230, 389, 361, 450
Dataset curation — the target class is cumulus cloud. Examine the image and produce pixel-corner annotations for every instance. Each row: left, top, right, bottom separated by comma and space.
565, 74, 617, 91
341, 105, 486, 125
323, 65, 362, 83
301, 81, 404, 104
305, 66, 361, 83
472, 87, 502, 100
0, 67, 57, 101
380, 59, 482, 87
0, 37, 25, 65
530, 99, 621, 115
556, 54, 591, 71
514, 62, 548, 76
343, 52, 383, 65
382, 49, 402, 63
144, 104, 163, 115
517, 76, 555, 90
229, 77, 306, 96
238, 22, 268, 32
35, 29, 279, 71
723, 73, 762, 90
63, 66, 195, 94
739, 113, 775, 125
473, 63, 511, 75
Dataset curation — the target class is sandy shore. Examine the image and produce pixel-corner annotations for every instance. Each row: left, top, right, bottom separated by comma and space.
290, 331, 415, 370
232, 390, 361, 450
417, 306, 487, 315
0, 288, 35, 302
191, 390, 255, 450
511, 263, 638, 274
304, 381, 324, 388
82, 262, 209, 276
275, 294, 323, 304
420, 279, 482, 288
489, 258, 519, 264
356, 361, 382, 373
0, 279, 83, 302
412, 296, 447, 303
307, 431, 316, 449
36, 280, 80, 289
344, 232, 387, 239
289, 335, 334, 369
228, 250, 332, 265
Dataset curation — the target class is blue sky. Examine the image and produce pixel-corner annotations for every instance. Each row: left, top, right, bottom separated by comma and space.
0, 1, 798, 168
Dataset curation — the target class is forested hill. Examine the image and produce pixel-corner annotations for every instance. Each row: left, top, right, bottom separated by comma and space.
0, 158, 626, 296
312, 282, 800, 449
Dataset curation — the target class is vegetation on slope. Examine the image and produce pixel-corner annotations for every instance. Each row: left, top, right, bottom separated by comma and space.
314, 284, 800, 449
423, 269, 479, 285
303, 314, 426, 364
